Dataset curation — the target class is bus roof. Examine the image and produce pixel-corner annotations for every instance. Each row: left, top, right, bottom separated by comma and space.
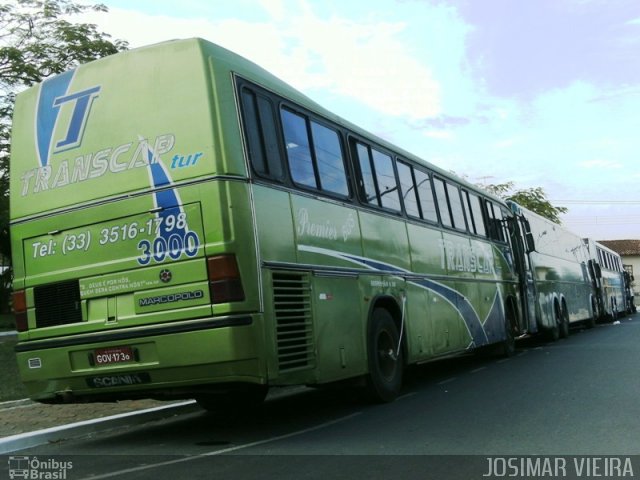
10, 38, 504, 222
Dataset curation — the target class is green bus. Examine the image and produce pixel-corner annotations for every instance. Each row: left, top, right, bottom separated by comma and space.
508, 202, 597, 339
11, 38, 522, 407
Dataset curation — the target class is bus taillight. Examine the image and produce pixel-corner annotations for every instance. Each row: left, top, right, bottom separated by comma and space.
207, 255, 245, 304
12, 290, 28, 332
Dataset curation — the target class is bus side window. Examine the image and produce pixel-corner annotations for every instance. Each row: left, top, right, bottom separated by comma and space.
446, 181, 467, 231
354, 141, 401, 212
397, 161, 420, 218
371, 149, 401, 211
414, 169, 438, 223
485, 201, 505, 242
355, 142, 379, 206
466, 191, 487, 237
310, 121, 349, 196
281, 108, 316, 189
240, 89, 284, 180
498, 208, 509, 242
433, 178, 453, 228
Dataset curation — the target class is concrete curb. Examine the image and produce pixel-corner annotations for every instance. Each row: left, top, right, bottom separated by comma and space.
0, 400, 200, 454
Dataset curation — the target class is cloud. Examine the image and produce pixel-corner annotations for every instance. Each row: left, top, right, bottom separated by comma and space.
424, 130, 454, 140
413, 115, 471, 129
493, 137, 521, 149
79, 1, 442, 120
579, 159, 624, 169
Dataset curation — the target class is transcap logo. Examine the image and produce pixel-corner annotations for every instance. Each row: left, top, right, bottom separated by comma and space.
36, 69, 101, 167
52, 86, 101, 152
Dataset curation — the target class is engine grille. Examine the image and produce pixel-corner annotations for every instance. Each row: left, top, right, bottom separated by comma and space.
272, 272, 314, 372
34, 280, 82, 328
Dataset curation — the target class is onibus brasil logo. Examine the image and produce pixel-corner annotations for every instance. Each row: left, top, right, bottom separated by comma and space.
8, 456, 72, 479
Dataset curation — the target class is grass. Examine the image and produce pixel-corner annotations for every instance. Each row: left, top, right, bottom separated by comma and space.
0, 336, 28, 401
0, 313, 15, 331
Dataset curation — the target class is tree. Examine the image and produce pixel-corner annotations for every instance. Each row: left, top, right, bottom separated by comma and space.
480, 181, 568, 224
0, 0, 127, 311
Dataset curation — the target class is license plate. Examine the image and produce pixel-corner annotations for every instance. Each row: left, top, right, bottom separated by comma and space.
93, 346, 135, 365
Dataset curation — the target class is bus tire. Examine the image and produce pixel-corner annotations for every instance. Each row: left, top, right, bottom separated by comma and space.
544, 307, 560, 342
559, 304, 570, 339
365, 308, 403, 403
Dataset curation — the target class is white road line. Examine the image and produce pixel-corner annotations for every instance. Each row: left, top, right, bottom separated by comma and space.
79, 411, 363, 480
437, 377, 457, 385
398, 392, 418, 400
470, 366, 486, 373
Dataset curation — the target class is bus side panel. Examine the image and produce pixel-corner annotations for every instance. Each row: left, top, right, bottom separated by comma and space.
440, 231, 476, 350
473, 237, 510, 343
402, 284, 431, 363
252, 185, 297, 264
358, 211, 411, 273
312, 276, 366, 383
291, 195, 363, 264
406, 223, 449, 356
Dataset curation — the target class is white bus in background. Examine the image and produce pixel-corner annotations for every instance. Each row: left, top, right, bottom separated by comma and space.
585, 239, 626, 321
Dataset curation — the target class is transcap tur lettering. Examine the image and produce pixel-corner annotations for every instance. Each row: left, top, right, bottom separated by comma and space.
21, 134, 175, 196
439, 239, 495, 274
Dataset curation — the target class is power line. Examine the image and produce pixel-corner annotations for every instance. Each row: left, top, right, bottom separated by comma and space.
551, 199, 640, 205
563, 216, 640, 225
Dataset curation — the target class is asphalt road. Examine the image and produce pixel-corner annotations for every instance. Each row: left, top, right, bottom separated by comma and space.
5, 314, 640, 479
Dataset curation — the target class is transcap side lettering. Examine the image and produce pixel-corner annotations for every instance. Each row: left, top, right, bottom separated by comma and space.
21, 134, 175, 196
439, 238, 495, 274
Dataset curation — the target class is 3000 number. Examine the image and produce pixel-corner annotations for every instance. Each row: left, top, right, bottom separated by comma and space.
137, 231, 200, 265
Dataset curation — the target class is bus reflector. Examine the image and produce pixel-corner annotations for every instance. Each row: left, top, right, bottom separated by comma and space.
207, 255, 245, 304
12, 290, 28, 332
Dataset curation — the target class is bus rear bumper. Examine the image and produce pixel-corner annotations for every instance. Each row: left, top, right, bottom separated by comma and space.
15, 314, 266, 403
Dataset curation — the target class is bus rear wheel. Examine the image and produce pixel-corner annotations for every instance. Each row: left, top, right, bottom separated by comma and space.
544, 309, 560, 342
365, 308, 403, 403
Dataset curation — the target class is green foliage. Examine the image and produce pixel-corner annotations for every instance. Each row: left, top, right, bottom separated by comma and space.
481, 181, 568, 224
0, 0, 127, 311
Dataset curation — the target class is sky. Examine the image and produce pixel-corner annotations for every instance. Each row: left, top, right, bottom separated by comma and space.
78, 0, 640, 240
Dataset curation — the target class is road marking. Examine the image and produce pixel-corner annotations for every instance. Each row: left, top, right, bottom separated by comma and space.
470, 366, 486, 373
78, 411, 363, 480
437, 377, 456, 385
398, 392, 418, 400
